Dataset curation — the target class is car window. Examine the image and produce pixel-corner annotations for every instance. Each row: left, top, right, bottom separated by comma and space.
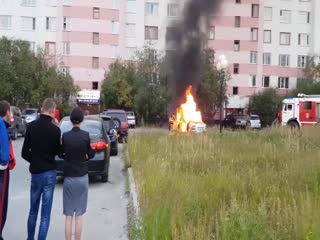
234, 115, 247, 120
250, 116, 260, 120
24, 109, 38, 115
60, 120, 102, 136
102, 119, 114, 132
106, 113, 127, 121
126, 112, 134, 117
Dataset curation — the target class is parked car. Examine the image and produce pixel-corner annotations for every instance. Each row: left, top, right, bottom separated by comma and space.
126, 111, 136, 128
9, 106, 26, 140
187, 121, 206, 133
102, 109, 128, 143
100, 115, 118, 156
250, 114, 262, 129
223, 114, 251, 130
22, 108, 40, 126
56, 116, 111, 182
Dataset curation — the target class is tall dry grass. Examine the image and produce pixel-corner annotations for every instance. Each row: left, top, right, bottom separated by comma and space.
128, 128, 320, 240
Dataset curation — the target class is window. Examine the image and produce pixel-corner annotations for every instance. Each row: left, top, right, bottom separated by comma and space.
145, 26, 159, 40
208, 26, 215, 40
0, 16, 11, 29
126, 23, 136, 37
298, 11, 310, 24
263, 53, 271, 65
304, 101, 312, 110
62, 67, 70, 76
251, 28, 258, 41
93, 32, 99, 45
46, 17, 56, 31
233, 63, 239, 74
93, 8, 100, 19
21, 17, 36, 31
111, 21, 119, 34
278, 77, 289, 89
298, 55, 310, 68
46, 0, 57, 6
112, 0, 120, 10
235, 16, 241, 27
280, 10, 291, 23
166, 27, 177, 42
264, 30, 271, 43
280, 32, 290, 45
235, 0, 241, 3
264, 7, 272, 21
233, 87, 239, 95
145, 2, 159, 16
126, 0, 136, 13
92, 81, 99, 90
168, 3, 179, 17
63, 42, 70, 55
21, 0, 36, 6
234, 40, 240, 51
298, 33, 310, 46
262, 76, 270, 88
63, 17, 71, 31
92, 57, 99, 69
250, 51, 257, 64
111, 45, 119, 58
28, 41, 35, 52
45, 42, 56, 56
251, 75, 256, 87
126, 47, 136, 59
251, 4, 259, 18
279, 55, 290, 67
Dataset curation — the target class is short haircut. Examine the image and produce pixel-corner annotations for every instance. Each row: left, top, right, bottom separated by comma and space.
42, 98, 56, 114
0, 101, 10, 117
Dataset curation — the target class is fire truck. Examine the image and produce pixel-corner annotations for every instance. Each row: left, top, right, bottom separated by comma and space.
278, 93, 320, 128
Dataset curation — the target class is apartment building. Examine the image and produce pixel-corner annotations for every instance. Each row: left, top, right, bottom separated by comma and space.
0, 0, 319, 113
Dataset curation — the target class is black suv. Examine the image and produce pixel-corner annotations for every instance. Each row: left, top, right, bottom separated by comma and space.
56, 116, 111, 182
9, 106, 26, 140
100, 115, 118, 156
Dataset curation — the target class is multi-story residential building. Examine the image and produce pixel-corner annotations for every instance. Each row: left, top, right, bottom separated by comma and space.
0, 0, 319, 114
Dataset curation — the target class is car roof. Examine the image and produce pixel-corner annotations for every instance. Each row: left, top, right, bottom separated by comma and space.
61, 116, 102, 122
104, 109, 126, 113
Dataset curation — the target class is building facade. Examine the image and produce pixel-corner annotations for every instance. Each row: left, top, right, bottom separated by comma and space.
0, 0, 319, 113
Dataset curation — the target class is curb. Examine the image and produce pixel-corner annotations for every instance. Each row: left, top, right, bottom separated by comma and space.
128, 167, 140, 221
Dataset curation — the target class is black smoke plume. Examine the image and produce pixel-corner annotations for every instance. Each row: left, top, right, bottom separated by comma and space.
168, 0, 221, 108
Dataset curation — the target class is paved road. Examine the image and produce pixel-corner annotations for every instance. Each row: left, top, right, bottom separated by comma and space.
3, 138, 128, 240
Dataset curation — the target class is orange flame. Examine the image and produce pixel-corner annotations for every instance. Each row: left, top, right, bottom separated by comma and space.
173, 86, 203, 132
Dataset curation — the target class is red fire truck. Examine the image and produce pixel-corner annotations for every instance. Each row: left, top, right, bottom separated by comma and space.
278, 93, 320, 128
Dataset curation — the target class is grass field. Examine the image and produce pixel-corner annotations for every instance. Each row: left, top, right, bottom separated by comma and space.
128, 128, 320, 240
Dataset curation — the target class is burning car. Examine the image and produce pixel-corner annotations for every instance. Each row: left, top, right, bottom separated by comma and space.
170, 86, 206, 133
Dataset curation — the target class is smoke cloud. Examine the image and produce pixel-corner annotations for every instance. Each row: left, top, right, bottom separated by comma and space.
168, 0, 222, 107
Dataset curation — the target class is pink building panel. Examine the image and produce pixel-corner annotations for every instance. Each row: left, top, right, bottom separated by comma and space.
62, 56, 114, 69
70, 68, 105, 82
63, 32, 119, 45
63, 6, 119, 21
208, 40, 258, 51
75, 81, 93, 89
65, 19, 118, 34
209, 16, 259, 28
68, 44, 114, 58
263, 66, 304, 78
215, 27, 252, 41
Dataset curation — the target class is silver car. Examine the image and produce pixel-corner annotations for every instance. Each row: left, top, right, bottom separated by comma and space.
250, 114, 262, 129
126, 111, 136, 128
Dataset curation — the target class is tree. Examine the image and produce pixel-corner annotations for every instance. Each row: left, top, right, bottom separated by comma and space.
0, 37, 78, 111
101, 47, 171, 124
101, 60, 135, 109
196, 49, 230, 121
248, 89, 282, 127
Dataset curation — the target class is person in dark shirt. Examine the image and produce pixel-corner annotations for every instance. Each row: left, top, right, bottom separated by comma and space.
60, 107, 94, 240
21, 98, 61, 240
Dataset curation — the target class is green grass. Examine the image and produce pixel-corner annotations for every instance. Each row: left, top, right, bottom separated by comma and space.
128, 128, 320, 240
